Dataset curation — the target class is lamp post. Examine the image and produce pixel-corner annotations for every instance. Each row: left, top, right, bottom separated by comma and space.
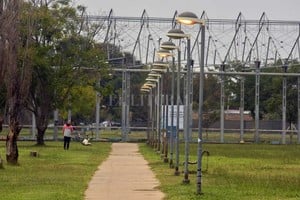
176, 48, 181, 175
197, 19, 205, 194
157, 49, 171, 162
282, 63, 288, 144
152, 61, 169, 152
167, 28, 191, 183
143, 81, 158, 147
141, 81, 156, 146
175, 11, 206, 193
160, 41, 180, 170
254, 60, 261, 143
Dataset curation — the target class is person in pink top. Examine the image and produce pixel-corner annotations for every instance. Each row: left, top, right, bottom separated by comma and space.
62, 120, 74, 150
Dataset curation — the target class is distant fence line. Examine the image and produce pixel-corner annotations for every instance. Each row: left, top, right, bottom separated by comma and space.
0, 120, 298, 133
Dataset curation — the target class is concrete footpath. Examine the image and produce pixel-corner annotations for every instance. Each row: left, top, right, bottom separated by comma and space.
84, 143, 165, 200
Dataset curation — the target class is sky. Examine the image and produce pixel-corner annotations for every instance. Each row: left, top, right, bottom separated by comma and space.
75, 0, 300, 21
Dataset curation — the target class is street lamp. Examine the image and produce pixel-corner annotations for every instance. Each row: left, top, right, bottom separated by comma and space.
176, 11, 203, 25
144, 78, 159, 150
159, 41, 179, 171
157, 49, 173, 58
167, 27, 193, 184
172, 11, 205, 194
146, 77, 160, 82
157, 49, 173, 163
141, 80, 157, 146
152, 61, 169, 73
143, 81, 157, 88
151, 61, 169, 152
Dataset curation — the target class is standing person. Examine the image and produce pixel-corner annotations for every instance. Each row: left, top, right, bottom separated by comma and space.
63, 120, 74, 150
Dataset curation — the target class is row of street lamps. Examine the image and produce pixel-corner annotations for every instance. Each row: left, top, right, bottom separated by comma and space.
141, 11, 205, 195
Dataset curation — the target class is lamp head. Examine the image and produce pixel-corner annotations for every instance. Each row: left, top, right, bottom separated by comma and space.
152, 61, 169, 68
160, 41, 178, 51
151, 61, 169, 73
146, 77, 159, 82
167, 28, 188, 39
157, 49, 173, 58
144, 82, 157, 88
149, 72, 162, 78
140, 88, 150, 93
151, 68, 167, 73
141, 84, 151, 89
144, 81, 155, 85
176, 11, 204, 25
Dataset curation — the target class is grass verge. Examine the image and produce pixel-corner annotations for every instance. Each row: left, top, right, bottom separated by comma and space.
0, 141, 111, 200
139, 143, 300, 200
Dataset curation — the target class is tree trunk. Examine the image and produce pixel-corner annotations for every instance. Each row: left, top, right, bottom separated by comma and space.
35, 111, 50, 145
36, 128, 45, 145
3, 0, 31, 164
6, 130, 19, 164
6, 118, 21, 164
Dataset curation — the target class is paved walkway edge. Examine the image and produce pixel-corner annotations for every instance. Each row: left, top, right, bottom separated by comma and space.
85, 143, 165, 200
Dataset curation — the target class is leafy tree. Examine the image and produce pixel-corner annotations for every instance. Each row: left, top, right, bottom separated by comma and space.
63, 85, 96, 123
192, 72, 222, 127
264, 64, 300, 126
230, 61, 300, 127
21, 0, 108, 145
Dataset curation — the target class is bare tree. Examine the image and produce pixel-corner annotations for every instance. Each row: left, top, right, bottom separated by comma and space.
1, 0, 32, 164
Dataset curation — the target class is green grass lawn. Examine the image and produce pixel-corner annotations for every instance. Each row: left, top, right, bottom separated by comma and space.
139, 143, 300, 200
1, 137, 300, 200
0, 141, 111, 200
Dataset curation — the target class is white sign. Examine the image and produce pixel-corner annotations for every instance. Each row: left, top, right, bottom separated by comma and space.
161, 105, 184, 130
